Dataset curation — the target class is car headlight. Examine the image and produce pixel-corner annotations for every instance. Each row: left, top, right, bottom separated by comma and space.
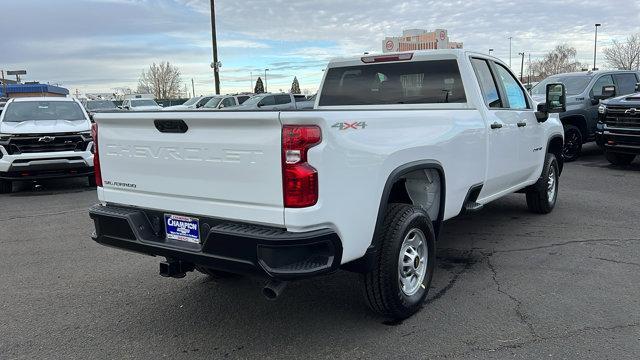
598, 104, 607, 114
0, 133, 12, 142
79, 130, 92, 141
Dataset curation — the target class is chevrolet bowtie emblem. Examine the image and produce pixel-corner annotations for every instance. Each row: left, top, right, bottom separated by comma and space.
624, 108, 638, 115
38, 136, 55, 143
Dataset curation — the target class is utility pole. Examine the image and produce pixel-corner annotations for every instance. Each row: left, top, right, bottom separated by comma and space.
528, 53, 531, 87
210, 0, 221, 94
593, 23, 601, 71
264, 69, 269, 93
191, 78, 195, 97
509, 36, 513, 68
518, 52, 525, 83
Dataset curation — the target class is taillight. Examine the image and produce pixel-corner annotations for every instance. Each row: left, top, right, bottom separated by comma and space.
91, 123, 103, 187
282, 125, 321, 208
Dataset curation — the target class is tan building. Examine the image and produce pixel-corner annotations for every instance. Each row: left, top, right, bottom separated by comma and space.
382, 29, 463, 53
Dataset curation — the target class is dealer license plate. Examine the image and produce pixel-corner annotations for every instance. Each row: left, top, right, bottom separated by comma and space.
164, 214, 200, 244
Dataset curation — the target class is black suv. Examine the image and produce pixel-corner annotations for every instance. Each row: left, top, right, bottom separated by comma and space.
596, 85, 640, 166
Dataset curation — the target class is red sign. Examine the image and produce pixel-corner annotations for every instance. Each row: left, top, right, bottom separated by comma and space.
385, 40, 395, 51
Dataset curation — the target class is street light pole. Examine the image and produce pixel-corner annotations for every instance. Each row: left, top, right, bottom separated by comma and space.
210, 0, 220, 94
509, 36, 513, 68
264, 69, 269, 93
518, 52, 525, 83
593, 23, 601, 71
250, 71, 253, 92
489, 48, 494, 56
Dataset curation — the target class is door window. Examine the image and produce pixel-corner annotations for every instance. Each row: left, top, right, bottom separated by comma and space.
259, 96, 275, 106
613, 73, 638, 95
494, 63, 528, 109
275, 95, 292, 105
591, 75, 614, 97
221, 97, 236, 108
471, 58, 502, 108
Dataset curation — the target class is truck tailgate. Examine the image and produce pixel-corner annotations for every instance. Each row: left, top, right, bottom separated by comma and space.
94, 111, 284, 225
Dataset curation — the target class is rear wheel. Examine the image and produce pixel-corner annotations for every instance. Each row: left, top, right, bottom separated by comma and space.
562, 124, 583, 162
0, 180, 12, 194
195, 265, 240, 279
605, 151, 635, 166
526, 153, 559, 214
363, 203, 436, 320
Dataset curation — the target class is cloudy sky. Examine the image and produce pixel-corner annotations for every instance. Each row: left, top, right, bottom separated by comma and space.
2, 0, 639, 96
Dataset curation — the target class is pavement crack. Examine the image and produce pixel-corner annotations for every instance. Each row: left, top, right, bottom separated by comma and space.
0, 208, 85, 222
589, 256, 640, 268
486, 256, 538, 339
494, 238, 640, 253
427, 250, 475, 304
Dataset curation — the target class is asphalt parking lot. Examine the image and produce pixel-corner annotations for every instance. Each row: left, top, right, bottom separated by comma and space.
1, 144, 639, 359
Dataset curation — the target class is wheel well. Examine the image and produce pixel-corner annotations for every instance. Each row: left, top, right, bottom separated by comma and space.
561, 115, 588, 141
548, 136, 564, 174
386, 168, 442, 229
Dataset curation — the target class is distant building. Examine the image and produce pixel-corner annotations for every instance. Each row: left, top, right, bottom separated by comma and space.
382, 29, 463, 53
0, 83, 69, 98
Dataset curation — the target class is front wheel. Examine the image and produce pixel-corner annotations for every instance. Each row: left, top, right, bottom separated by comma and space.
562, 125, 583, 162
605, 151, 635, 166
526, 153, 559, 214
363, 204, 436, 320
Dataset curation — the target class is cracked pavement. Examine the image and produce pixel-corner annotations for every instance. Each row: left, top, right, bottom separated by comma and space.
1, 144, 639, 359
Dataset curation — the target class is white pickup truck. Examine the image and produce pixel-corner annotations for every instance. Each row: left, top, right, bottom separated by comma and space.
89, 50, 566, 320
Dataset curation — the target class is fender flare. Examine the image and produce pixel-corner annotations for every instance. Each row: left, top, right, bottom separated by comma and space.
342, 160, 446, 273
546, 134, 565, 174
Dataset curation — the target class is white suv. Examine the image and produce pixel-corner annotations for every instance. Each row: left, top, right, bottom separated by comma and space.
0, 97, 94, 193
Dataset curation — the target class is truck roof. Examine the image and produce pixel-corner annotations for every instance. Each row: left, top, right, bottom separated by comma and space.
326, 49, 498, 68
10, 96, 75, 102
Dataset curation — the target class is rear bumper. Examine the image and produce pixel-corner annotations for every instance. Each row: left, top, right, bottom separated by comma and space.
596, 124, 640, 154
89, 204, 343, 280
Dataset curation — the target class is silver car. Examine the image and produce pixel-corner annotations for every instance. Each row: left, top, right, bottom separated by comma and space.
233, 93, 307, 110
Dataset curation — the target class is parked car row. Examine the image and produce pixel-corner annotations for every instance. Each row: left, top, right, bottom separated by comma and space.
531, 69, 640, 161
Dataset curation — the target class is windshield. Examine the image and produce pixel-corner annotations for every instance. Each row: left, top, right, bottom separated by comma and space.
181, 97, 201, 106
203, 97, 223, 108
131, 99, 158, 107
532, 75, 592, 96
239, 95, 266, 107
86, 100, 117, 110
3, 101, 86, 122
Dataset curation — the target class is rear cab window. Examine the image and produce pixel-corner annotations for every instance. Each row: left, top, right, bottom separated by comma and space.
319, 59, 466, 106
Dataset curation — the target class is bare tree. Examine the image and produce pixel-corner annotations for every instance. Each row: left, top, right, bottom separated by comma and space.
530, 44, 586, 78
603, 34, 640, 70
138, 62, 182, 99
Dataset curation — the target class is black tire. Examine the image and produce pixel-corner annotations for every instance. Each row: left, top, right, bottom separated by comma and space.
605, 151, 635, 166
562, 124, 583, 162
195, 265, 240, 279
0, 180, 12, 194
363, 203, 436, 320
526, 153, 559, 214
88, 175, 97, 187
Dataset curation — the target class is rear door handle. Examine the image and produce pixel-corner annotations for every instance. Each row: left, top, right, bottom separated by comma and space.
517, 121, 527, 127
490, 122, 503, 129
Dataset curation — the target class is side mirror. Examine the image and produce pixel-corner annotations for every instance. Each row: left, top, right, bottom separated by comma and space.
601, 85, 616, 99
88, 113, 95, 123
535, 83, 566, 122
257, 102, 263, 108
635, 82, 640, 92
